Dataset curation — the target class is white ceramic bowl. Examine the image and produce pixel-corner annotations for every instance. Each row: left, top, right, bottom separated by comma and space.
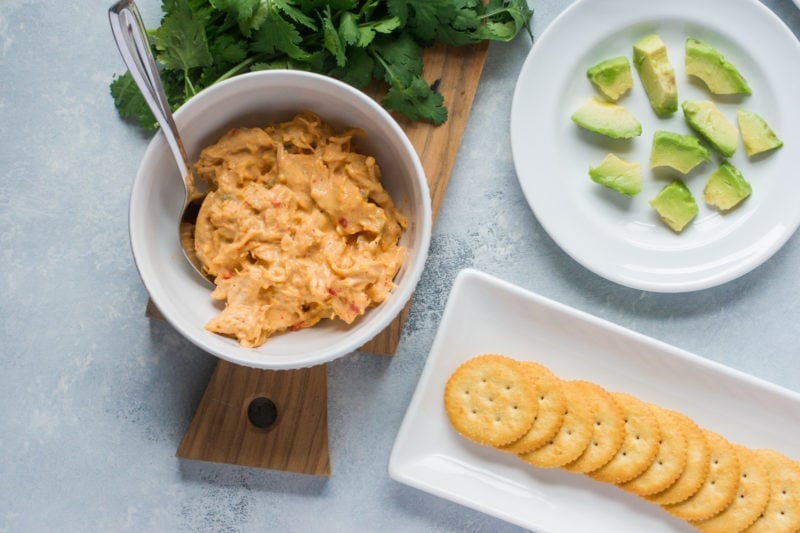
129, 70, 432, 369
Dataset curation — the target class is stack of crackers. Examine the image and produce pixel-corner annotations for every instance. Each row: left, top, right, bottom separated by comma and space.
444, 354, 800, 532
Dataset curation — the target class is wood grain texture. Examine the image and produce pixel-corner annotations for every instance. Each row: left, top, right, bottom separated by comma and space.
176, 361, 331, 476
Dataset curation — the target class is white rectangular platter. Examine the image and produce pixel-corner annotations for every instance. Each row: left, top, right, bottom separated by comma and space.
389, 268, 800, 532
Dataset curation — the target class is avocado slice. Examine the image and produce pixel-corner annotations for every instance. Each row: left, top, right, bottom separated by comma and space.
650, 180, 698, 233
737, 109, 783, 157
685, 38, 752, 95
703, 162, 752, 211
571, 97, 642, 139
589, 153, 642, 196
587, 56, 633, 101
633, 34, 678, 117
682, 100, 739, 157
650, 130, 710, 174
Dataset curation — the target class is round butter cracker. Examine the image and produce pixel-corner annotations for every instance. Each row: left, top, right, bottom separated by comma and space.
693, 445, 770, 533
589, 392, 661, 484
518, 380, 595, 469
664, 429, 740, 522
745, 449, 800, 533
620, 406, 689, 496
444, 354, 538, 447
499, 362, 566, 454
647, 413, 710, 506
562, 380, 625, 474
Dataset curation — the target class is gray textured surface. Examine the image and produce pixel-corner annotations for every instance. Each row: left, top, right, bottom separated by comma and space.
2, 1, 799, 531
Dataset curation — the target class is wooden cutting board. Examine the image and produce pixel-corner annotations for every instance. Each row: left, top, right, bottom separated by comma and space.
172, 41, 490, 475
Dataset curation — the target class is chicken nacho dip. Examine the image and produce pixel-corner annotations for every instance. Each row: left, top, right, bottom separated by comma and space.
192, 112, 407, 348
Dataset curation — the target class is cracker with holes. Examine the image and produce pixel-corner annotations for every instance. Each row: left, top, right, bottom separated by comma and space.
620, 406, 689, 496
589, 392, 662, 484
518, 380, 595, 468
562, 380, 625, 474
647, 414, 710, 506
745, 449, 800, 533
664, 430, 741, 522
442, 354, 800, 531
444, 354, 539, 447
693, 445, 770, 533
499, 362, 567, 454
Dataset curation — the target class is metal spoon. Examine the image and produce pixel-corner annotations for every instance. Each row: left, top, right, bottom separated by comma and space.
108, 0, 209, 282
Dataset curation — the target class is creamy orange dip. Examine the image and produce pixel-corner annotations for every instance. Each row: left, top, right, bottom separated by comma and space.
193, 112, 407, 348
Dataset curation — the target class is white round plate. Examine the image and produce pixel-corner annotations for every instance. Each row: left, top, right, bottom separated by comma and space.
511, 0, 800, 292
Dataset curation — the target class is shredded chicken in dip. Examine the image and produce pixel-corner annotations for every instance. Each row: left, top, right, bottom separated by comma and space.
193, 112, 407, 348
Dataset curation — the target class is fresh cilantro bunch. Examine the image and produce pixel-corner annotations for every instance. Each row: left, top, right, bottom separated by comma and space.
110, 0, 533, 129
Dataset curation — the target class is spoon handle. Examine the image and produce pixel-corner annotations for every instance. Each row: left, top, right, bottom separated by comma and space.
108, 0, 193, 184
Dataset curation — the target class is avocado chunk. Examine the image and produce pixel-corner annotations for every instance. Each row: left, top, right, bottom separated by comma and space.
682, 100, 739, 157
650, 180, 698, 233
703, 162, 752, 211
685, 38, 751, 95
571, 97, 642, 139
650, 130, 710, 174
633, 34, 678, 117
589, 153, 642, 196
737, 109, 783, 157
587, 56, 633, 101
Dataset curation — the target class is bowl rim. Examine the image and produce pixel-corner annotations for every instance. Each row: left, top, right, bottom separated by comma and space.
128, 69, 432, 369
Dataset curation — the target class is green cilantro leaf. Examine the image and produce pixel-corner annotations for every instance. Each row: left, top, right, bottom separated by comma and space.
328, 46, 374, 87
371, 33, 422, 86
479, 0, 533, 42
322, 8, 347, 66
110, 0, 534, 129
209, 0, 258, 28
356, 17, 401, 48
273, 0, 318, 31
382, 75, 447, 125
110, 72, 157, 130
387, 0, 459, 44
249, 5, 310, 61
211, 0, 316, 36
338, 12, 361, 46
208, 34, 248, 64
152, 0, 213, 73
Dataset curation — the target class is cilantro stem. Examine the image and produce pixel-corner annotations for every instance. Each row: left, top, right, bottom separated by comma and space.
185, 74, 197, 98
214, 57, 258, 85
369, 48, 398, 87
479, 7, 512, 19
